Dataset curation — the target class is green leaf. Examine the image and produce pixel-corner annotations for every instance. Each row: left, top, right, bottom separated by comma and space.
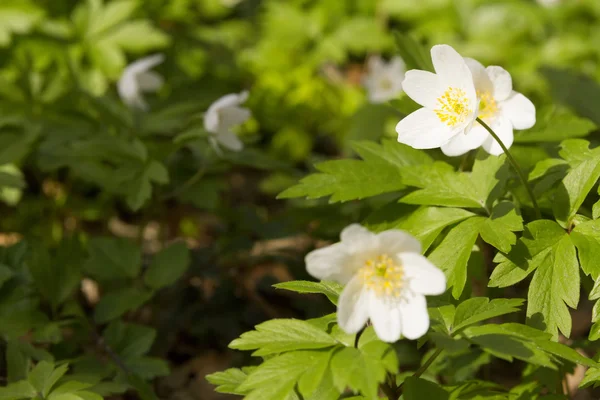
143, 242, 190, 289
514, 108, 596, 143
393, 32, 434, 71
453, 298, 525, 332
229, 319, 337, 356
105, 20, 170, 52
0, 1, 44, 47
527, 232, 579, 340
84, 237, 141, 280
94, 287, 153, 324
542, 67, 600, 126
428, 217, 484, 299
489, 220, 566, 288
331, 346, 389, 400
553, 142, 600, 227
87, 0, 138, 36
367, 206, 475, 252
401, 156, 506, 210
273, 280, 343, 305
571, 219, 600, 279
0, 381, 36, 400
28, 361, 68, 397
103, 320, 156, 359
125, 160, 169, 211
206, 368, 250, 395
6, 340, 28, 382
403, 377, 449, 400
479, 202, 524, 253
238, 349, 334, 400
279, 140, 430, 202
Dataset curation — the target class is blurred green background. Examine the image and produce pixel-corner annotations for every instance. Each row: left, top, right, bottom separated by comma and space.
1, 0, 600, 399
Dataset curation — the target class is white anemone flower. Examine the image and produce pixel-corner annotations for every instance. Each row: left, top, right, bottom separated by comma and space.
204, 91, 251, 152
396, 45, 479, 150
440, 58, 536, 156
117, 54, 164, 111
305, 224, 446, 342
363, 55, 406, 103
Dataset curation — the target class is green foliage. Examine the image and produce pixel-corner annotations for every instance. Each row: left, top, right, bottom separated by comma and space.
273, 280, 343, 305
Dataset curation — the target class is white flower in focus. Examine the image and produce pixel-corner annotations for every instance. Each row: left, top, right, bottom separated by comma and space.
117, 54, 164, 111
440, 58, 536, 156
396, 45, 479, 150
363, 55, 406, 103
204, 91, 251, 152
305, 224, 446, 342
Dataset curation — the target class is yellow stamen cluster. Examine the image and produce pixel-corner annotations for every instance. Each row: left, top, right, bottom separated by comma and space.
434, 87, 471, 127
359, 254, 404, 298
379, 77, 393, 91
476, 90, 498, 121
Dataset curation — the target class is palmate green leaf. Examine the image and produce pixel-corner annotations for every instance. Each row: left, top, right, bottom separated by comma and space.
366, 205, 476, 252
401, 155, 507, 210
84, 237, 141, 280
570, 219, 600, 279
273, 280, 343, 305
238, 349, 337, 400
403, 377, 448, 400
206, 368, 250, 395
514, 108, 596, 143
143, 242, 190, 290
0, 381, 36, 400
489, 220, 565, 288
278, 140, 431, 203
28, 361, 69, 398
479, 202, 524, 253
453, 298, 524, 333
465, 323, 596, 368
229, 319, 337, 356
125, 160, 169, 211
94, 287, 153, 324
428, 217, 485, 299
527, 232, 579, 340
330, 328, 398, 400
553, 141, 600, 227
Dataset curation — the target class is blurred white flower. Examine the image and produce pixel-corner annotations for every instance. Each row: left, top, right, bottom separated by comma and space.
537, 0, 561, 7
117, 54, 164, 111
363, 55, 406, 103
204, 91, 251, 152
396, 45, 479, 150
441, 58, 536, 156
305, 224, 446, 342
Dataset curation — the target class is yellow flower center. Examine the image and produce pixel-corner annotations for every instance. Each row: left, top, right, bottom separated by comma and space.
359, 254, 404, 298
379, 77, 393, 91
434, 87, 472, 127
477, 90, 498, 121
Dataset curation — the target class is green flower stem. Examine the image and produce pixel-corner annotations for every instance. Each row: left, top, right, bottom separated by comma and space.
476, 118, 541, 220
396, 348, 444, 396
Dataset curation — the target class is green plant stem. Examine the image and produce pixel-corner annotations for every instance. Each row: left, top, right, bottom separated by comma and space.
160, 164, 207, 201
396, 348, 444, 395
476, 118, 541, 220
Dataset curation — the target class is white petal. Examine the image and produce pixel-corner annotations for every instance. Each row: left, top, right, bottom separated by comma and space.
376, 230, 421, 255
340, 224, 377, 254
123, 54, 165, 76
441, 124, 489, 156
399, 293, 430, 340
396, 108, 456, 149
401, 70, 443, 109
369, 294, 402, 342
305, 242, 354, 283
337, 276, 370, 334
389, 56, 406, 74
137, 71, 164, 92
367, 55, 385, 73
430, 45, 477, 105
486, 66, 512, 102
219, 106, 251, 130
499, 91, 536, 130
481, 116, 514, 156
204, 91, 249, 132
464, 57, 493, 94
216, 130, 244, 152
399, 253, 446, 295
117, 76, 140, 107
